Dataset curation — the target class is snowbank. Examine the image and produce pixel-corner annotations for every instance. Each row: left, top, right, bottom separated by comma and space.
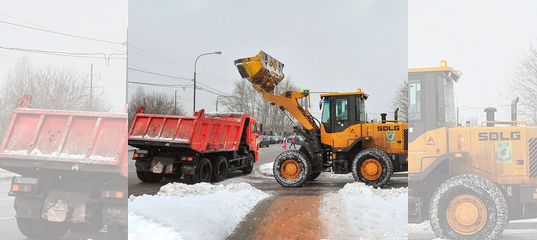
129, 182, 270, 240
320, 182, 408, 240
257, 162, 274, 177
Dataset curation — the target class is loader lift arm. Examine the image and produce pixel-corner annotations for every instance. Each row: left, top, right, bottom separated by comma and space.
234, 51, 319, 133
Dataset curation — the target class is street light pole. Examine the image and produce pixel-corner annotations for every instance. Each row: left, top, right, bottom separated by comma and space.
193, 51, 222, 114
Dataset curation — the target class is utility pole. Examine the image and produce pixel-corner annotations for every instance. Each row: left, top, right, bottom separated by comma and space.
192, 51, 222, 114
174, 90, 177, 114
90, 64, 93, 111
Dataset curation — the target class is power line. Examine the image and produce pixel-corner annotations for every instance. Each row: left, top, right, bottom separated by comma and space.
0, 19, 125, 45
128, 81, 193, 88
128, 67, 192, 81
0, 46, 125, 61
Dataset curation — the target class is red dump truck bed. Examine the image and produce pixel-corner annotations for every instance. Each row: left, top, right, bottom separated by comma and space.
128, 109, 256, 154
0, 107, 128, 177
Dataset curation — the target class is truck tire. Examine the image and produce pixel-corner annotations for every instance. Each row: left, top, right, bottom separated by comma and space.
273, 150, 311, 187
242, 152, 255, 174
429, 174, 508, 240
192, 158, 212, 183
136, 171, 164, 183
351, 148, 393, 188
307, 171, 322, 181
16, 217, 68, 239
211, 156, 228, 182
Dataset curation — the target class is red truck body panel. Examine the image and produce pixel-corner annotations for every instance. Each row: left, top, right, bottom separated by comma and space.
129, 110, 259, 158
0, 108, 128, 177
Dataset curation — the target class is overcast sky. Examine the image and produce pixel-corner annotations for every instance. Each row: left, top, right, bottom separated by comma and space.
128, 0, 407, 118
409, 0, 537, 122
0, 0, 127, 111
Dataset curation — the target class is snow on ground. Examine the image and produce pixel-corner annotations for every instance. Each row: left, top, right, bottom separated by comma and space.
257, 161, 274, 177
0, 168, 18, 179
320, 182, 408, 240
128, 182, 270, 240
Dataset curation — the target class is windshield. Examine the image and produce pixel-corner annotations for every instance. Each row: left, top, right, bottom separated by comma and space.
409, 82, 422, 121
321, 98, 331, 132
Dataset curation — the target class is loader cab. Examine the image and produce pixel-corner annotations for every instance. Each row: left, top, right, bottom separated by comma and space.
408, 61, 460, 141
320, 90, 368, 133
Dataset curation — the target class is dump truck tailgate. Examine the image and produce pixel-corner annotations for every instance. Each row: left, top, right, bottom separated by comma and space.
0, 108, 128, 176
128, 110, 248, 153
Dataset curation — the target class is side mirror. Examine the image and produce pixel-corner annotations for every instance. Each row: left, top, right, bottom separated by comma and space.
319, 100, 323, 110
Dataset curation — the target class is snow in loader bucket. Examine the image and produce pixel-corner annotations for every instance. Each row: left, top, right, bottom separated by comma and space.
0, 107, 128, 175
234, 51, 285, 93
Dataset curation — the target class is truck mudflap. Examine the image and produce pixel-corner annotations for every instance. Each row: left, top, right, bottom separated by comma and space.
520, 185, 537, 203
41, 191, 90, 223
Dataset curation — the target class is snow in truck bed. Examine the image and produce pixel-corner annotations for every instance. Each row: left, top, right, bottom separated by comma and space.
128, 182, 270, 240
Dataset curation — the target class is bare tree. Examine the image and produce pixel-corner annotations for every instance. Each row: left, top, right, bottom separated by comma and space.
128, 87, 184, 126
509, 45, 537, 124
221, 78, 299, 135
392, 80, 409, 121
0, 59, 110, 136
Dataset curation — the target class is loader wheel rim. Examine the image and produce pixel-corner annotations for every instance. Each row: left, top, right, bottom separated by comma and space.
447, 194, 488, 236
281, 159, 301, 180
360, 159, 382, 181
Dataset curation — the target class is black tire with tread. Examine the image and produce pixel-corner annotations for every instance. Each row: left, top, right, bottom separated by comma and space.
194, 158, 212, 183
429, 174, 508, 240
242, 152, 255, 174
136, 170, 164, 183
273, 150, 311, 187
211, 156, 228, 182
351, 148, 393, 188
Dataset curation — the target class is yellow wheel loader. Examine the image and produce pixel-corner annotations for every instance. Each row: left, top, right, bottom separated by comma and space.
234, 51, 408, 188
408, 61, 537, 239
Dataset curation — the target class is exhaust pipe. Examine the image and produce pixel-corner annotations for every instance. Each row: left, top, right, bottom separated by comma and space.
381, 113, 387, 123
511, 97, 519, 123
484, 107, 497, 127
394, 108, 399, 121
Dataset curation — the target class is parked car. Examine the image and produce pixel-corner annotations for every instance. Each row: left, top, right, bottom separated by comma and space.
259, 136, 271, 148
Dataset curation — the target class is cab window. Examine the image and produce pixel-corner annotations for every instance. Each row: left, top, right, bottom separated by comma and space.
409, 82, 422, 121
321, 98, 331, 132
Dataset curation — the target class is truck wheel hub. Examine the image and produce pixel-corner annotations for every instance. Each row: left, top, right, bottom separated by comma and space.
361, 159, 382, 181
447, 194, 488, 235
281, 160, 301, 180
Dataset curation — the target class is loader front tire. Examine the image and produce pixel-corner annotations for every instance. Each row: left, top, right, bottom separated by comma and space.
429, 174, 508, 240
136, 171, 164, 183
351, 148, 393, 188
273, 150, 311, 187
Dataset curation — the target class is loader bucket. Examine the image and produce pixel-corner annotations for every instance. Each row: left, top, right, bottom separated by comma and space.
234, 51, 284, 93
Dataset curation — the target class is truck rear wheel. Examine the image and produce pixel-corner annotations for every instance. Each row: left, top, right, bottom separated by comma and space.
273, 150, 311, 187
211, 156, 228, 182
16, 217, 68, 239
242, 152, 255, 174
351, 148, 393, 188
136, 171, 164, 183
195, 158, 213, 183
429, 174, 508, 240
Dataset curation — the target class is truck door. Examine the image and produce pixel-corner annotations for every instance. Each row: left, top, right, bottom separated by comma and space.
333, 97, 350, 133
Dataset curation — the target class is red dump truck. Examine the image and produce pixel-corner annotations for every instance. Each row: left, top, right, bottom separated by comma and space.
0, 97, 127, 239
129, 109, 260, 183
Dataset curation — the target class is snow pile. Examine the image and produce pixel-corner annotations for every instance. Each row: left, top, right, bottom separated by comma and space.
321, 182, 408, 240
129, 182, 270, 240
0, 168, 19, 179
257, 162, 274, 177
